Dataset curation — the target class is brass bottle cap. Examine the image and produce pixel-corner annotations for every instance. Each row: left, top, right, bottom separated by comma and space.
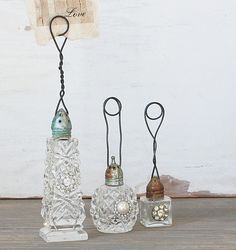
146, 176, 164, 200
105, 156, 123, 186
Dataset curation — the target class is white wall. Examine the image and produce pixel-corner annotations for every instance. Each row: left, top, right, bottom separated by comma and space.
0, 0, 236, 197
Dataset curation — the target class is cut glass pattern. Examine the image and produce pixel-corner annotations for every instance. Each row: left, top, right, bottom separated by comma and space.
40, 138, 88, 242
90, 184, 138, 233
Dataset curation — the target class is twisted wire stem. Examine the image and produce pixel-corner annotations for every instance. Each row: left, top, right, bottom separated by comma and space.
144, 102, 165, 178
49, 15, 70, 114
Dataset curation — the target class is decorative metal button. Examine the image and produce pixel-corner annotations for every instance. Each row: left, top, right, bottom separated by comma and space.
152, 204, 169, 221
56, 170, 78, 193
115, 200, 131, 219
117, 201, 130, 215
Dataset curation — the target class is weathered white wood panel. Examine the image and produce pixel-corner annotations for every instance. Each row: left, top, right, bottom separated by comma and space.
0, 0, 236, 197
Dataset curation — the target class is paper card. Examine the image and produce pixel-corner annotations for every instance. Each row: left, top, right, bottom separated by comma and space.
26, 0, 99, 45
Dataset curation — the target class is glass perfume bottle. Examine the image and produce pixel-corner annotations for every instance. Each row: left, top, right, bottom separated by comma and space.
39, 16, 88, 242
40, 109, 88, 242
90, 97, 139, 233
140, 102, 172, 227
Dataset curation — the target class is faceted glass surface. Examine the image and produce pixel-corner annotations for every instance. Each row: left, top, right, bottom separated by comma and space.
90, 184, 139, 233
40, 138, 88, 242
140, 195, 172, 227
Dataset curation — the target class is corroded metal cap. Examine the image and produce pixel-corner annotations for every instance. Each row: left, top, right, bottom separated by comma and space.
105, 156, 123, 186
51, 108, 72, 139
146, 176, 164, 200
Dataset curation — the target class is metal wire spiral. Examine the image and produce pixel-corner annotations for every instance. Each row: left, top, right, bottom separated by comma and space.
144, 102, 165, 178
49, 15, 70, 115
103, 97, 123, 167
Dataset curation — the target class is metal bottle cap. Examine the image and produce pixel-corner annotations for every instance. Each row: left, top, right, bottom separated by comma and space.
51, 108, 72, 139
146, 176, 164, 200
105, 156, 124, 186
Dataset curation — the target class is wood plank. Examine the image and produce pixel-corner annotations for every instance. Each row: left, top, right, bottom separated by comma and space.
0, 199, 235, 249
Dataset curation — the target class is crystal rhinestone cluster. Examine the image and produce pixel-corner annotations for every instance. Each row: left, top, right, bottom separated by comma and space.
115, 199, 132, 218
57, 167, 79, 193
152, 204, 169, 221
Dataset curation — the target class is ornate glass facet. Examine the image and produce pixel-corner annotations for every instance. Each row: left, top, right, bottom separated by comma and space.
90, 184, 138, 233
40, 138, 88, 242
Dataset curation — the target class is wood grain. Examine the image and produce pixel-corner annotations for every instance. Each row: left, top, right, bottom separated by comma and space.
0, 199, 235, 249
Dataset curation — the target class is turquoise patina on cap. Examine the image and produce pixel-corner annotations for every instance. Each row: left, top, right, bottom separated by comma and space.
51, 108, 72, 139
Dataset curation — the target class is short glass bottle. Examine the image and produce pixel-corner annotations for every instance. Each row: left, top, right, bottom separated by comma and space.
90, 156, 139, 233
140, 176, 172, 227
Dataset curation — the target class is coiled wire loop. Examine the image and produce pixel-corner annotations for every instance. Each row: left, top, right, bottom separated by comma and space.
103, 97, 123, 167
144, 102, 165, 178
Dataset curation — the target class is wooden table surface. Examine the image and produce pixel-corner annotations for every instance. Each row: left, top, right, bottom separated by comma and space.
0, 198, 235, 250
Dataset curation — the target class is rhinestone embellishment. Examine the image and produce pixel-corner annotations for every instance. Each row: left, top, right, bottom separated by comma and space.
152, 204, 169, 221
115, 200, 131, 219
56, 170, 78, 193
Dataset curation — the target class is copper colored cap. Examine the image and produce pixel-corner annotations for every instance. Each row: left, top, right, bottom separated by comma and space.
105, 156, 123, 186
146, 176, 164, 200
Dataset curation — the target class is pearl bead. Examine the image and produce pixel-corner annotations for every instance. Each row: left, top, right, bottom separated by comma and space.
117, 201, 130, 215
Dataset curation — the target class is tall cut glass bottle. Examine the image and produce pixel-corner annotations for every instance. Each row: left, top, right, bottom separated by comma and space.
40, 109, 88, 242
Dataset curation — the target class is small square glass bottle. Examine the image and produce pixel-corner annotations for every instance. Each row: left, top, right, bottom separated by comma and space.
140, 101, 172, 227
140, 176, 172, 227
